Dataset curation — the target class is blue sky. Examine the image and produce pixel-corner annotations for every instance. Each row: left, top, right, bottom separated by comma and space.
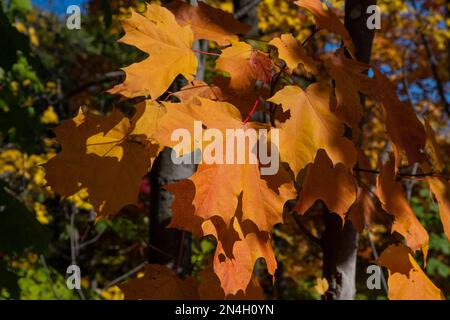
32, 0, 87, 15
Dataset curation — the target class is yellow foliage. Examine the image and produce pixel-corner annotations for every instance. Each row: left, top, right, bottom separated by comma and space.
40, 106, 59, 124
67, 189, 94, 212
100, 286, 125, 300
34, 202, 50, 225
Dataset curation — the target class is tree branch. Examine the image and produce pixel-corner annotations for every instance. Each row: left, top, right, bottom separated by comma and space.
234, 0, 261, 20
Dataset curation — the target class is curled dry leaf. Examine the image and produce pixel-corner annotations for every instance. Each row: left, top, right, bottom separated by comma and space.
378, 244, 444, 300
166, 0, 250, 46
108, 3, 197, 99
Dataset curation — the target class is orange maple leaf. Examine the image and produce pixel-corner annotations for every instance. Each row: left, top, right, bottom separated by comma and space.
268, 81, 357, 178
295, 149, 357, 222
216, 41, 273, 91
376, 154, 429, 255
166, 0, 250, 46
378, 244, 444, 300
269, 33, 319, 74
295, 0, 355, 54
43, 105, 158, 217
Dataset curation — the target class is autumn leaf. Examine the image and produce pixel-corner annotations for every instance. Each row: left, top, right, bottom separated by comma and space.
119, 264, 199, 300
295, 149, 357, 222
324, 48, 374, 135
43, 106, 158, 217
166, 181, 280, 295
197, 265, 264, 300
173, 78, 263, 118
216, 41, 272, 90
166, 0, 250, 46
378, 244, 444, 300
427, 177, 450, 241
424, 120, 444, 172
108, 3, 197, 99
118, 263, 264, 300
376, 154, 429, 255
269, 33, 319, 74
173, 80, 224, 105
348, 187, 393, 233
202, 214, 277, 296
373, 68, 427, 168
295, 0, 355, 54
268, 81, 357, 178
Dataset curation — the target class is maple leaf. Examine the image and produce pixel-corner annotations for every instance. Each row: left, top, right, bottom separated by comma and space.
166, 0, 250, 46
348, 187, 393, 233
267, 81, 357, 178
295, 149, 357, 221
295, 0, 355, 54
202, 214, 277, 296
186, 162, 294, 232
197, 266, 264, 300
427, 177, 450, 241
424, 120, 444, 172
118, 263, 264, 300
269, 33, 319, 74
373, 68, 427, 168
108, 3, 197, 99
173, 80, 224, 105
216, 41, 272, 91
43, 106, 158, 217
118, 264, 199, 300
173, 78, 263, 118
324, 48, 374, 135
166, 181, 280, 295
378, 244, 444, 300
376, 154, 429, 255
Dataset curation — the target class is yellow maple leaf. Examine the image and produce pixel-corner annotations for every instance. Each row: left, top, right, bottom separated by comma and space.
109, 3, 197, 99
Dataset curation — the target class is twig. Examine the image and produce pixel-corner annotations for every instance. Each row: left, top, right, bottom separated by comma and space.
101, 262, 147, 290
78, 229, 105, 250
234, 0, 261, 20
409, 0, 449, 115
302, 28, 320, 46
405, 163, 419, 200
40, 254, 61, 300
55, 71, 124, 106
353, 167, 448, 179
365, 227, 388, 294
291, 212, 322, 247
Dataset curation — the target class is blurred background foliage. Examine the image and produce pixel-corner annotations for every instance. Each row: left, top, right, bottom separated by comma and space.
0, 0, 448, 300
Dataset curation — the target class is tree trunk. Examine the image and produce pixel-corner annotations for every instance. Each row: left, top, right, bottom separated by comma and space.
321, 0, 376, 300
147, 0, 203, 276
233, 0, 260, 36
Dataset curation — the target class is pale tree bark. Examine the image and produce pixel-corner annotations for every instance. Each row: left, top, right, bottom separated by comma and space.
148, 0, 204, 275
321, 0, 376, 300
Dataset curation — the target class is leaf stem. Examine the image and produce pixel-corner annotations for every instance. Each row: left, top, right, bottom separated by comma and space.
243, 99, 260, 124
192, 49, 220, 57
